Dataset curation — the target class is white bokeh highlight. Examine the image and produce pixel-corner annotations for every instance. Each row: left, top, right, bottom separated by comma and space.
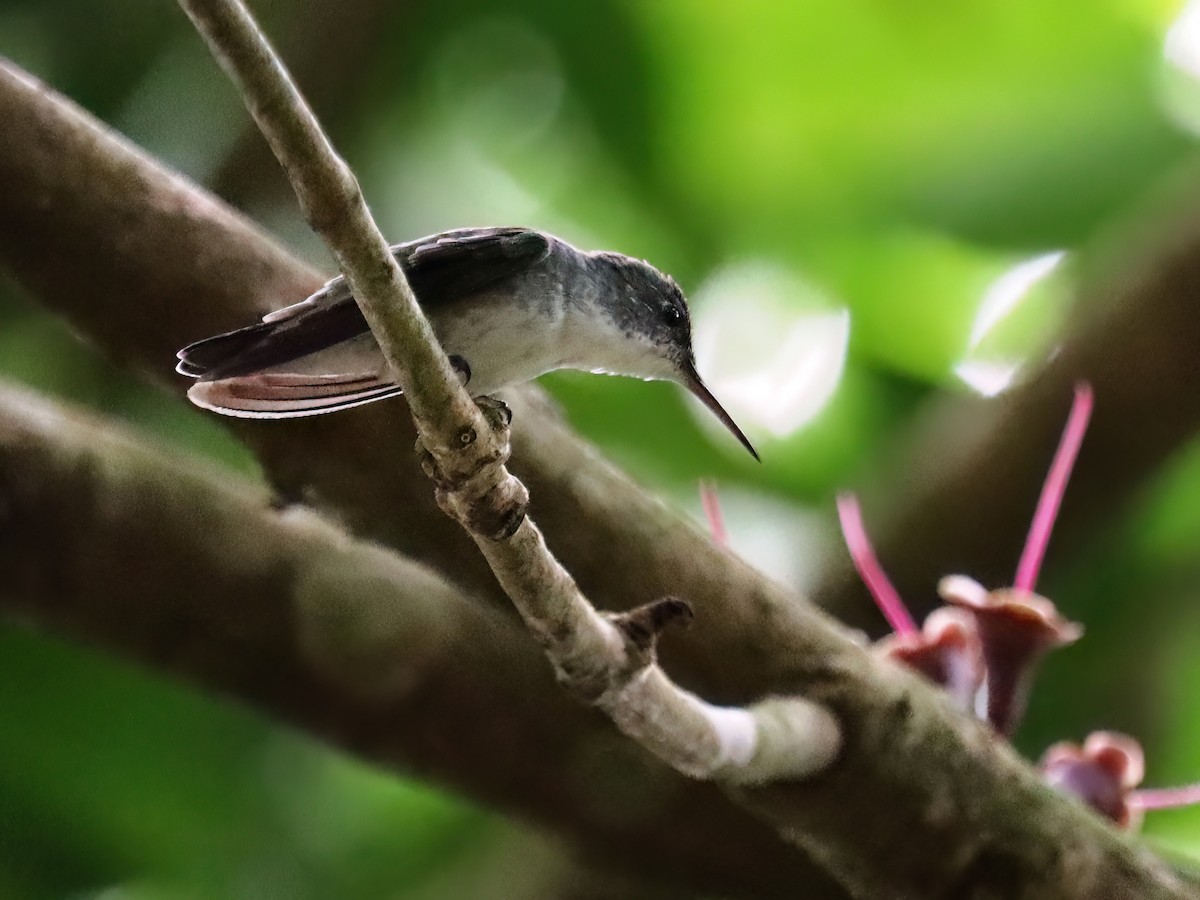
1166, 0, 1200, 82
953, 250, 1066, 397
1161, 0, 1200, 134
692, 262, 850, 444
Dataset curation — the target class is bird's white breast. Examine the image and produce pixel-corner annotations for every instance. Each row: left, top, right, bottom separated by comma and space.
430, 297, 570, 395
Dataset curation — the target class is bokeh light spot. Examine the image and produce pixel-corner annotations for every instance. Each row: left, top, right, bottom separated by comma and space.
954, 250, 1066, 397
692, 262, 849, 443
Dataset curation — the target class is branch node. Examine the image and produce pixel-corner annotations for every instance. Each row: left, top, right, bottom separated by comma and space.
434, 473, 529, 541
415, 397, 528, 540
609, 596, 695, 657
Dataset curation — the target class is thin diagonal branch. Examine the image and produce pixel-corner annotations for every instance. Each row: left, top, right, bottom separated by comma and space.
208, 0, 405, 211
178, 0, 842, 791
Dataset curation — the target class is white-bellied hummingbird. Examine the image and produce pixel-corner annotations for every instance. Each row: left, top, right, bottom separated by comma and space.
176, 226, 758, 459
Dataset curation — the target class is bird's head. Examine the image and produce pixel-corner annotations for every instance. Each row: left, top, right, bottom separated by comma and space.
589, 252, 758, 460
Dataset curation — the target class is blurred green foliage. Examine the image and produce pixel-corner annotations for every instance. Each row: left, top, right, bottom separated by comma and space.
3, 0, 1200, 895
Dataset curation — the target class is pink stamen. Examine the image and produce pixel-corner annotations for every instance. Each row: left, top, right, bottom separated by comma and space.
1014, 382, 1094, 594
1130, 785, 1200, 811
837, 493, 918, 635
699, 480, 729, 548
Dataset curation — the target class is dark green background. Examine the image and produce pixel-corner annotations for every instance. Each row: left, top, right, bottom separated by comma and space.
2, 1, 1199, 896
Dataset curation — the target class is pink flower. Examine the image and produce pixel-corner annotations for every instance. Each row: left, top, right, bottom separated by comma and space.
838, 494, 983, 705
875, 607, 983, 712
939, 575, 1082, 735
1041, 732, 1144, 829
836, 383, 1093, 734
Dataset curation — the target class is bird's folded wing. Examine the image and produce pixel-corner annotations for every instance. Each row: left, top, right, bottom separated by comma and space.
177, 227, 552, 382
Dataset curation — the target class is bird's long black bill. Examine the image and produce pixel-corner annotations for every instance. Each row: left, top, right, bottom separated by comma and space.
683, 367, 760, 461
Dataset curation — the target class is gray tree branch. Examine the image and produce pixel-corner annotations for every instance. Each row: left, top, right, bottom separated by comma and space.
1, 49, 1195, 898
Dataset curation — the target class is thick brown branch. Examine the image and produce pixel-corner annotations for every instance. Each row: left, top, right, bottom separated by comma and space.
0, 382, 840, 900
1, 55, 1196, 898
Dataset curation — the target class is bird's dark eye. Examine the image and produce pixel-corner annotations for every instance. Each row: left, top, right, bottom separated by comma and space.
661, 304, 683, 325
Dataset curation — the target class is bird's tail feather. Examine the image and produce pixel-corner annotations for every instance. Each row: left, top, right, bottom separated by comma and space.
187, 372, 403, 418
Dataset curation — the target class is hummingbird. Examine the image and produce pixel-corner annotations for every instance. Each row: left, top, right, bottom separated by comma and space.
176, 226, 758, 459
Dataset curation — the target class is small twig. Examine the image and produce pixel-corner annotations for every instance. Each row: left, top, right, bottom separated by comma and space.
611, 596, 694, 654
178, 0, 841, 789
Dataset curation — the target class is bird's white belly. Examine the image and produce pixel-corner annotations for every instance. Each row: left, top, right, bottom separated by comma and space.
431, 302, 566, 396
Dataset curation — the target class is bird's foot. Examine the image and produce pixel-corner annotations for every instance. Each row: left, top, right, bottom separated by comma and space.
448, 355, 472, 386
474, 394, 512, 429
414, 392, 527, 540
